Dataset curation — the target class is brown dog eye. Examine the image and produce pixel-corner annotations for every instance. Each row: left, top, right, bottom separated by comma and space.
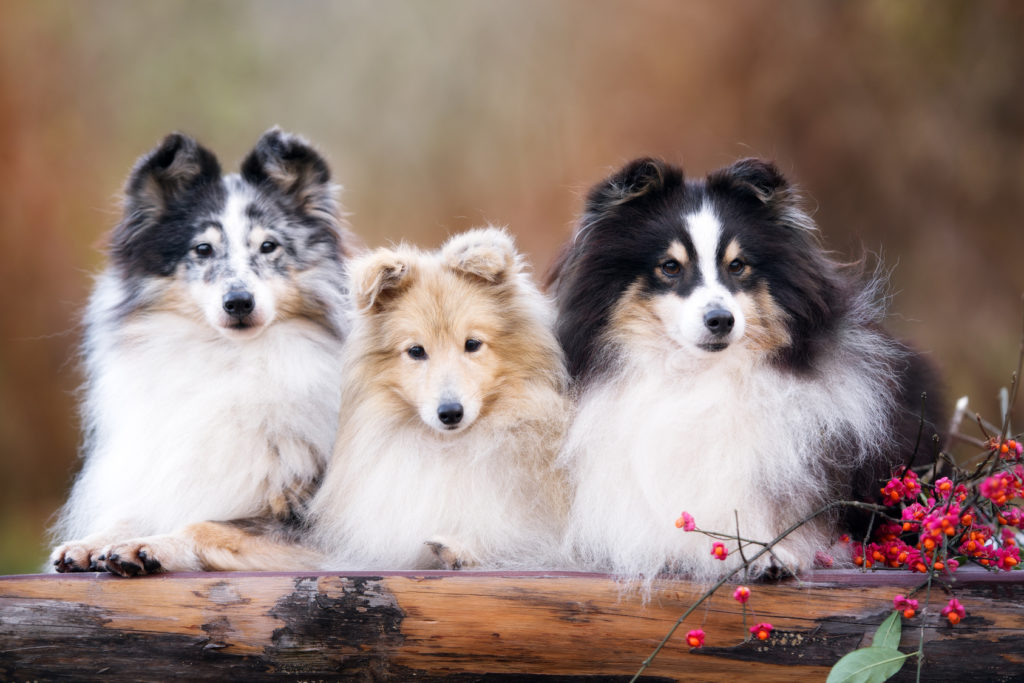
407, 345, 427, 360
660, 260, 681, 277
728, 258, 746, 275
465, 338, 482, 353
194, 243, 213, 258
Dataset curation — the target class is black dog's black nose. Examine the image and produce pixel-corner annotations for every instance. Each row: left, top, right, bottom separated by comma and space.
704, 309, 735, 335
438, 402, 464, 426
223, 290, 255, 317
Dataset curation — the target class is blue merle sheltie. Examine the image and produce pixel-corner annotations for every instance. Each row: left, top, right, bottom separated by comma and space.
548, 157, 943, 582
49, 128, 354, 574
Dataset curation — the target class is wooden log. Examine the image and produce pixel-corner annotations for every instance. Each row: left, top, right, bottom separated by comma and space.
1, 569, 1023, 681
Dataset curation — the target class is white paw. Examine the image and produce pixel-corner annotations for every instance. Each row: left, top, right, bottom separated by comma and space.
104, 535, 199, 577
425, 536, 479, 570
51, 540, 106, 573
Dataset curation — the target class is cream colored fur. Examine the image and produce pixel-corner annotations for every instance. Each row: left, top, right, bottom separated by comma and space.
310, 227, 569, 570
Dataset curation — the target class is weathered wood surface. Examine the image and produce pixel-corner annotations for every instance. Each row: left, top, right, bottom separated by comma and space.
1, 569, 1023, 682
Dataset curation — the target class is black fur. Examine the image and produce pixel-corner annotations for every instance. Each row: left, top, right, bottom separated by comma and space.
548, 157, 855, 380
112, 133, 225, 278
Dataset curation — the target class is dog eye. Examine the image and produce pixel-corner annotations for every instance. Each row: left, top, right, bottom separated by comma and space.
728, 258, 746, 275
660, 259, 682, 277
260, 240, 278, 254
194, 243, 213, 258
465, 339, 482, 353
407, 345, 427, 360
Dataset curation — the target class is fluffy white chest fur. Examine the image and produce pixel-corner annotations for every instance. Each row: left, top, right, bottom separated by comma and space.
313, 404, 565, 570
560, 324, 900, 582
59, 274, 344, 540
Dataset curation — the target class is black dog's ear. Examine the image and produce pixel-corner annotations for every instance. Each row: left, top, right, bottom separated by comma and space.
708, 158, 815, 231
122, 133, 222, 221
584, 158, 683, 213
241, 127, 334, 216
708, 157, 789, 203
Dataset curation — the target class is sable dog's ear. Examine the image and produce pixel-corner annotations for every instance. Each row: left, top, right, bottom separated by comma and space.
441, 227, 520, 284
708, 158, 815, 231
121, 133, 222, 224
241, 127, 334, 216
350, 249, 413, 311
583, 157, 683, 213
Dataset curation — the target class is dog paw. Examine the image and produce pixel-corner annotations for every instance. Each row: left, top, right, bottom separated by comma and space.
104, 541, 164, 577
425, 538, 479, 570
750, 544, 805, 580
51, 541, 106, 573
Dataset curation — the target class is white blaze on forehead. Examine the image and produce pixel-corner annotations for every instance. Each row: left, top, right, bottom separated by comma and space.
684, 202, 724, 288
221, 187, 255, 278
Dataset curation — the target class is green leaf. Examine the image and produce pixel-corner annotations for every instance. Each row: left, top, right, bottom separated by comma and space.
870, 610, 902, 651
826, 647, 913, 683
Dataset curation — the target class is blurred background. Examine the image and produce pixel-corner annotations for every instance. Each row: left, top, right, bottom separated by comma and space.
1, 0, 1022, 574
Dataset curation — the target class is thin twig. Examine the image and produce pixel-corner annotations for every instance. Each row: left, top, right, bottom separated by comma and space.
901, 392, 929, 476
735, 510, 749, 582
630, 501, 843, 682
943, 396, 969, 453
998, 292, 1024, 441
916, 545, 937, 683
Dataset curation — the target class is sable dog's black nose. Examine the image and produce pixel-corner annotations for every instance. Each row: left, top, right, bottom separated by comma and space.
223, 290, 255, 317
438, 402, 464, 426
704, 309, 735, 335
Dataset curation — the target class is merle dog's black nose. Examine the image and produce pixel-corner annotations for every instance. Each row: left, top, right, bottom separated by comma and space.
223, 290, 255, 317
704, 309, 735, 335
438, 402, 464, 426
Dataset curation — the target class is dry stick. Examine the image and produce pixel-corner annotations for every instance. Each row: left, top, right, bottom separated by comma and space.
735, 510, 749, 582
943, 397, 969, 453
1000, 292, 1024, 443
628, 500, 886, 682
951, 432, 991, 451
900, 392, 929, 478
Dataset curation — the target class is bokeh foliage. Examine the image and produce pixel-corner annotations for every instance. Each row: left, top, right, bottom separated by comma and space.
1, 0, 1022, 574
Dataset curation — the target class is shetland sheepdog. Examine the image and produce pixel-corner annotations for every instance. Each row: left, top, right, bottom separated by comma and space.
49, 128, 354, 575
307, 227, 569, 569
548, 158, 943, 581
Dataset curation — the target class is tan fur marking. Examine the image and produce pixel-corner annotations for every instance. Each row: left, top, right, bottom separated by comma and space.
737, 284, 791, 352
184, 521, 323, 572
146, 277, 206, 323
666, 240, 689, 266
724, 239, 741, 265
606, 280, 665, 350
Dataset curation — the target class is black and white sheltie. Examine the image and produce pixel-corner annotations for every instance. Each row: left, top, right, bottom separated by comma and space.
548, 157, 942, 581
49, 128, 354, 574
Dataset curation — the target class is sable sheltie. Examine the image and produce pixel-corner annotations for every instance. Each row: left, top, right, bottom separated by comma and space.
548, 158, 943, 581
306, 228, 569, 569
49, 128, 353, 574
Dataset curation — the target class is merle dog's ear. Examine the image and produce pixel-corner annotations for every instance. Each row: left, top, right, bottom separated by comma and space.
123, 133, 221, 220
584, 158, 682, 213
241, 127, 334, 216
442, 227, 520, 284
350, 249, 413, 312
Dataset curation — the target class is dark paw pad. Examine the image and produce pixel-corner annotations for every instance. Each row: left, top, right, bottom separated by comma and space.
763, 562, 795, 581
425, 541, 464, 570
105, 553, 142, 578
138, 549, 162, 574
